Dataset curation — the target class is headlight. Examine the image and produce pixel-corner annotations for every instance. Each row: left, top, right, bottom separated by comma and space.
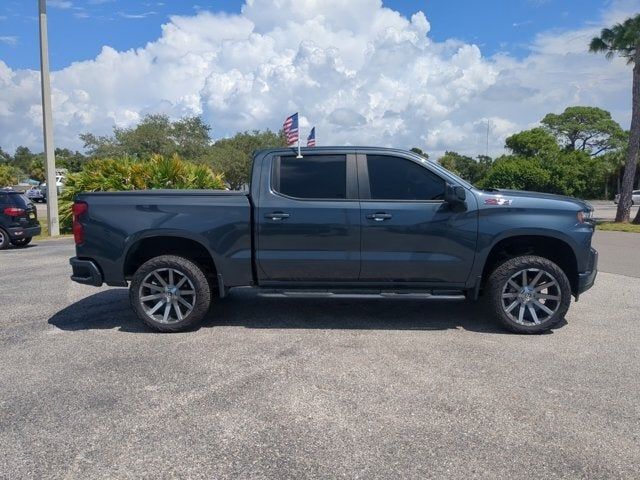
577, 210, 593, 224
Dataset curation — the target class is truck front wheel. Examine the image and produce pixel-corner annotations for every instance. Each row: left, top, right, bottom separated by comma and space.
130, 255, 211, 332
487, 255, 571, 334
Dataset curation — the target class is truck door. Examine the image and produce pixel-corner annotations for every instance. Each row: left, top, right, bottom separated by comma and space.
358, 153, 478, 285
256, 153, 361, 282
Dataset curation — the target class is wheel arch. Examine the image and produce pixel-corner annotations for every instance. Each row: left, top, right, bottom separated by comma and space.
122, 232, 220, 290
479, 233, 579, 296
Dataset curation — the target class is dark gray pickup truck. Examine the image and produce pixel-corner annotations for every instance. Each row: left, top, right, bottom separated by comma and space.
70, 147, 597, 333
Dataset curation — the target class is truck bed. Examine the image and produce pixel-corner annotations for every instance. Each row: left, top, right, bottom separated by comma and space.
74, 190, 253, 287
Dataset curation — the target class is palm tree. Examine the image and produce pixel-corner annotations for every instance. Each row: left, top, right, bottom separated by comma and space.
590, 14, 640, 223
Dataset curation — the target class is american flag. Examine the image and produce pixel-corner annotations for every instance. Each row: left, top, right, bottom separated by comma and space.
283, 113, 299, 146
307, 127, 316, 147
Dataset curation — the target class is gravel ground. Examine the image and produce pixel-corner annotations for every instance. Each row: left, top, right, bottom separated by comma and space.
0, 235, 638, 479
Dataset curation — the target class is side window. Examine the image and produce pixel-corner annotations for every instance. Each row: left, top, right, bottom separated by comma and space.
366, 155, 445, 201
276, 155, 347, 200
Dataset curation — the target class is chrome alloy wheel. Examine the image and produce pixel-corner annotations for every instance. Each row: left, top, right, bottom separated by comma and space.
138, 268, 196, 324
501, 268, 561, 326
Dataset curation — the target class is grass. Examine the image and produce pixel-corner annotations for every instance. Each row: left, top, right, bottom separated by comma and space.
33, 219, 72, 241
597, 221, 640, 233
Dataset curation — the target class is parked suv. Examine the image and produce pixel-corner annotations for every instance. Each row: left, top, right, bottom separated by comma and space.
0, 189, 41, 249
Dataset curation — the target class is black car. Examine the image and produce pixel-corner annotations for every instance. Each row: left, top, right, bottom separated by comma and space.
0, 189, 41, 249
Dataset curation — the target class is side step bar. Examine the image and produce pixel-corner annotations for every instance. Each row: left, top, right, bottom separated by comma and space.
258, 290, 466, 300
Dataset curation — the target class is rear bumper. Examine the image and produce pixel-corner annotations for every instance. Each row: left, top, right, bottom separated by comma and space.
577, 248, 598, 296
70, 257, 103, 287
8, 225, 41, 240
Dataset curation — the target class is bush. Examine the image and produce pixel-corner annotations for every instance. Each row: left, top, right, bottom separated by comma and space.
0, 164, 22, 187
478, 156, 552, 192
58, 155, 225, 230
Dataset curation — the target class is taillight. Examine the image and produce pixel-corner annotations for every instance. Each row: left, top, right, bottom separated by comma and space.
3, 207, 25, 217
72, 201, 88, 245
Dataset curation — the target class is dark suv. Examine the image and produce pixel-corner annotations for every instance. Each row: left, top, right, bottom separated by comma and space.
0, 189, 41, 249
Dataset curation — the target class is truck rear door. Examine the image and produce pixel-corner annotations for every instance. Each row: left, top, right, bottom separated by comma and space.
255, 153, 360, 282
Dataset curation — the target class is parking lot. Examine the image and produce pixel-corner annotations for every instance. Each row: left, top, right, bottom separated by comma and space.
1, 233, 639, 479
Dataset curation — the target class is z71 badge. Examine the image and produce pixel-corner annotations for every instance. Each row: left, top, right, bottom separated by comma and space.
484, 198, 512, 206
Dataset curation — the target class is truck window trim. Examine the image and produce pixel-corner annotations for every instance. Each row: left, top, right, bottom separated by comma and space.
270, 154, 359, 202
356, 153, 447, 203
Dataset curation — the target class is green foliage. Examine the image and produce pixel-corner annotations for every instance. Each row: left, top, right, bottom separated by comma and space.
57, 155, 225, 230
438, 151, 493, 185
80, 114, 212, 161
55, 148, 87, 173
589, 14, 640, 64
505, 128, 559, 157
204, 129, 287, 189
0, 164, 21, 187
478, 156, 552, 192
541, 106, 626, 155
410, 147, 429, 159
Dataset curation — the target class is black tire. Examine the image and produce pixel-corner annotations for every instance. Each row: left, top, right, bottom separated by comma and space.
0, 228, 10, 250
487, 255, 571, 334
11, 237, 32, 248
129, 255, 211, 332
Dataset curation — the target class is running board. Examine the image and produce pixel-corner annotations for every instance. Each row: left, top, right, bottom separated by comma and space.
258, 290, 466, 300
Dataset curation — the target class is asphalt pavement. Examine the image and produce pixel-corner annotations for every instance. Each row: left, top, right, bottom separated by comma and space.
0, 233, 639, 479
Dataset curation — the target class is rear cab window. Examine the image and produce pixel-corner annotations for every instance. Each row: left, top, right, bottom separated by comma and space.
273, 155, 347, 200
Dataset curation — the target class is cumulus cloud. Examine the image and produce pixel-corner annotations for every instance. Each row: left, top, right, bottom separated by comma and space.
0, 0, 636, 157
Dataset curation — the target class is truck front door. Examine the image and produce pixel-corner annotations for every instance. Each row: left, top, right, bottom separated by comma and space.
256, 153, 360, 282
358, 153, 478, 286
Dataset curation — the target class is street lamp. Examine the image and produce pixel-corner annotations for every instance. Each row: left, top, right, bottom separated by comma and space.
38, 0, 60, 236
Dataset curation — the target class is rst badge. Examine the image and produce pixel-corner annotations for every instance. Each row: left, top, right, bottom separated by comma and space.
484, 197, 512, 206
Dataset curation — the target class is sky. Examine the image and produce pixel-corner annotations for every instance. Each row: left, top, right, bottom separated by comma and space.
0, 0, 638, 157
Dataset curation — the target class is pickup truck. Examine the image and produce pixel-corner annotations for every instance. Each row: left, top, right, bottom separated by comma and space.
69, 147, 597, 334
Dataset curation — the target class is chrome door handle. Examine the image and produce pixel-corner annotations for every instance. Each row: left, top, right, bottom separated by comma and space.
265, 212, 290, 221
366, 213, 392, 222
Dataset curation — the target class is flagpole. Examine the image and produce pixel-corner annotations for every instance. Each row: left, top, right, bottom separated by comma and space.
297, 121, 303, 158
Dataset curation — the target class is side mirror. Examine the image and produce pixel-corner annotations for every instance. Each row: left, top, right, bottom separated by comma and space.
445, 184, 466, 205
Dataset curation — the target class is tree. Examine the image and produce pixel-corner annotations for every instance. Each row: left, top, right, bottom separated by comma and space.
205, 130, 287, 189
13, 146, 36, 173
410, 147, 429, 160
55, 148, 87, 173
438, 151, 492, 185
590, 14, 640, 223
479, 156, 552, 193
542, 106, 626, 155
505, 128, 560, 157
81, 114, 212, 161
0, 164, 20, 187
0, 147, 12, 164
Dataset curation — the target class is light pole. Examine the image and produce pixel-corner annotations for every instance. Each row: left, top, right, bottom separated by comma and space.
38, 0, 59, 236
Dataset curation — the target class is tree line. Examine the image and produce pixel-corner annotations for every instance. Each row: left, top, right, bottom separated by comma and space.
0, 105, 634, 205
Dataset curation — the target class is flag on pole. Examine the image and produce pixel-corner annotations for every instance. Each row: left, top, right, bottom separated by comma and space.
283, 113, 299, 146
307, 127, 316, 147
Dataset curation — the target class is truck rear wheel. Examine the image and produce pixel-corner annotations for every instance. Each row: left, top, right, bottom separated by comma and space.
487, 255, 571, 334
130, 255, 211, 332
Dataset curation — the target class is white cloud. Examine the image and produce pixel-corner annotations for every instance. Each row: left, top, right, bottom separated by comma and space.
0, 36, 18, 46
0, 0, 637, 158
48, 1, 74, 9
118, 11, 157, 20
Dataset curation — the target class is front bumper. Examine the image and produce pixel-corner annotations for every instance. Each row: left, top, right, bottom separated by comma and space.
8, 225, 41, 240
577, 247, 598, 296
70, 257, 103, 287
